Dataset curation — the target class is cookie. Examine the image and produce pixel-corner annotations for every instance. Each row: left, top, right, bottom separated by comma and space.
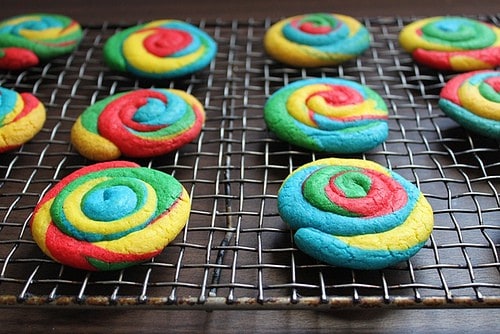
264, 78, 389, 153
30, 160, 191, 271
438, 70, 500, 139
0, 13, 83, 70
0, 86, 46, 153
103, 20, 217, 79
399, 16, 500, 71
263, 13, 370, 67
278, 158, 434, 270
71, 88, 205, 161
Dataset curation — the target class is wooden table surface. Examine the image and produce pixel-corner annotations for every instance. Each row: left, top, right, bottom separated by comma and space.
1, 1, 499, 333
2, 0, 498, 22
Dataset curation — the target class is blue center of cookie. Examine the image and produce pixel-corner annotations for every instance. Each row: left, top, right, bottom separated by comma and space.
436, 19, 462, 33
132, 93, 185, 126
82, 185, 138, 221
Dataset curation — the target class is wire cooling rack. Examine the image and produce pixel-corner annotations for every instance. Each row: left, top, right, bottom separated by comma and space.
0, 15, 499, 310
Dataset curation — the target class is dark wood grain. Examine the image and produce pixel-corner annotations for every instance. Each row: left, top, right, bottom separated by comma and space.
0, 307, 499, 333
1, 0, 496, 23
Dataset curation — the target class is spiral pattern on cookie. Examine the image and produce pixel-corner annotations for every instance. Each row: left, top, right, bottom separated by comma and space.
30, 161, 191, 271
439, 70, 500, 138
71, 88, 205, 161
103, 20, 217, 79
264, 13, 370, 67
399, 16, 500, 71
0, 13, 83, 69
0, 87, 46, 153
278, 158, 433, 270
264, 78, 388, 153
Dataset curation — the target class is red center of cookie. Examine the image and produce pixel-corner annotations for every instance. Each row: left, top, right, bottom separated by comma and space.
308, 85, 364, 106
143, 28, 192, 57
299, 22, 332, 34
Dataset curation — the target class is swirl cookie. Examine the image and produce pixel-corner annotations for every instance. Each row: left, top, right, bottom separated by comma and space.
30, 161, 191, 271
71, 88, 205, 161
399, 16, 500, 71
103, 20, 217, 79
264, 78, 389, 153
0, 87, 46, 153
0, 13, 83, 70
278, 158, 434, 270
439, 70, 500, 139
264, 13, 370, 67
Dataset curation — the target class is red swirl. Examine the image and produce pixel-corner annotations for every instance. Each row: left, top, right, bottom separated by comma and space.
45, 221, 160, 270
143, 27, 193, 57
413, 47, 500, 70
307, 85, 364, 106
14, 93, 42, 121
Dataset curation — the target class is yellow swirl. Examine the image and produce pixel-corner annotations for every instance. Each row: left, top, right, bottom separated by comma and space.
2, 94, 24, 124
286, 84, 385, 127
70, 117, 121, 161
458, 82, 500, 121
337, 194, 433, 251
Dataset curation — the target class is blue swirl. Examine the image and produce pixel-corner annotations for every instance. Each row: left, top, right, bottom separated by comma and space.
438, 98, 500, 137
467, 71, 500, 85
0, 87, 18, 123
294, 227, 425, 270
0, 16, 62, 35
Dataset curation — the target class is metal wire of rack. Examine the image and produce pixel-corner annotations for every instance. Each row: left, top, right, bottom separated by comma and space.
0, 15, 499, 310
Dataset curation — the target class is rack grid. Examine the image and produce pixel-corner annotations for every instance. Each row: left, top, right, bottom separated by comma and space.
0, 15, 499, 310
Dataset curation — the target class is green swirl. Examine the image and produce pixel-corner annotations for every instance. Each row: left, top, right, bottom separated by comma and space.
479, 81, 500, 103
422, 17, 496, 49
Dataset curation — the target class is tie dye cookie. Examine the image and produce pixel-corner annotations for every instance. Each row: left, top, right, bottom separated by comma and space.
399, 16, 500, 72
103, 20, 217, 79
0, 86, 46, 153
71, 88, 205, 161
264, 78, 389, 153
264, 13, 370, 67
30, 161, 191, 271
278, 158, 434, 270
439, 70, 500, 139
0, 13, 83, 70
